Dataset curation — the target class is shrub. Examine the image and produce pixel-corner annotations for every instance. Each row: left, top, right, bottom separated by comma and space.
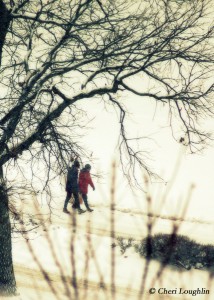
134, 234, 214, 270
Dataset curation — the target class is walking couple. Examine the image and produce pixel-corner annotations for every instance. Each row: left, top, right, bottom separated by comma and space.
63, 160, 95, 214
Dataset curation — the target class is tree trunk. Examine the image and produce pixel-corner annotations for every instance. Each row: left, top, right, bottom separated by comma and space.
0, 167, 16, 296
0, 1, 15, 295
0, 0, 11, 66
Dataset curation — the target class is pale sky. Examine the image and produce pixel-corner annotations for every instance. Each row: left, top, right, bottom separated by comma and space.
76, 92, 214, 223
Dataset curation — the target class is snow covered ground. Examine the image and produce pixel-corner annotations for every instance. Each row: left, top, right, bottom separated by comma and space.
6, 199, 214, 300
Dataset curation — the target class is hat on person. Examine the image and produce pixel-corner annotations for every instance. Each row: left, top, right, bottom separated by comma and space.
74, 160, 80, 168
85, 164, 91, 170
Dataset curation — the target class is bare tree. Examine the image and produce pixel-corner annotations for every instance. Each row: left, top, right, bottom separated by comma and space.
0, 0, 214, 295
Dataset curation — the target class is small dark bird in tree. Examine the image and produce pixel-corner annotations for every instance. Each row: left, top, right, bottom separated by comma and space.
18, 82, 24, 87
179, 137, 185, 143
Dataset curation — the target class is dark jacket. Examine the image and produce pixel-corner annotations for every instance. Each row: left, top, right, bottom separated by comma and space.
78, 168, 94, 194
66, 165, 79, 193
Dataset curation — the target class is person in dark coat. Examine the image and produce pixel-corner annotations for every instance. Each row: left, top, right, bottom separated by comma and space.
63, 160, 85, 214
78, 164, 95, 212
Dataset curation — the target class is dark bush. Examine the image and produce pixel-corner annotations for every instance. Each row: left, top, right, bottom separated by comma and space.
135, 234, 214, 270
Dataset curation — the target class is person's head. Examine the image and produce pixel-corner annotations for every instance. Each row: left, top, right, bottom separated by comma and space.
73, 160, 80, 168
84, 164, 91, 171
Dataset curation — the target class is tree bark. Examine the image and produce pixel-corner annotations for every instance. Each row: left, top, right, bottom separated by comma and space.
0, 0, 11, 66
0, 2, 16, 295
0, 167, 16, 296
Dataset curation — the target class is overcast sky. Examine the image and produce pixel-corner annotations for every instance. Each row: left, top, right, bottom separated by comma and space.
75, 90, 214, 223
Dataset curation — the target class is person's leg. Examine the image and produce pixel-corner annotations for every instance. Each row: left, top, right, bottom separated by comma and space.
72, 192, 80, 209
63, 192, 71, 213
82, 194, 93, 212
73, 192, 86, 214
72, 195, 78, 209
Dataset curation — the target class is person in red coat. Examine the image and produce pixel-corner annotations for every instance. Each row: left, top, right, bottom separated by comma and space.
78, 164, 95, 212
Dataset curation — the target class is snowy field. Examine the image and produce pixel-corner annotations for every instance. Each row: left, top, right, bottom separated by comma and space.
5, 197, 214, 300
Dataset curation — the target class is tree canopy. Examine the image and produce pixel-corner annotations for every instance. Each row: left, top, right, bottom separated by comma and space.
0, 0, 214, 179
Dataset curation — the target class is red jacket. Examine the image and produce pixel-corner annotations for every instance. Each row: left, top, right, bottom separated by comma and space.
78, 169, 94, 194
